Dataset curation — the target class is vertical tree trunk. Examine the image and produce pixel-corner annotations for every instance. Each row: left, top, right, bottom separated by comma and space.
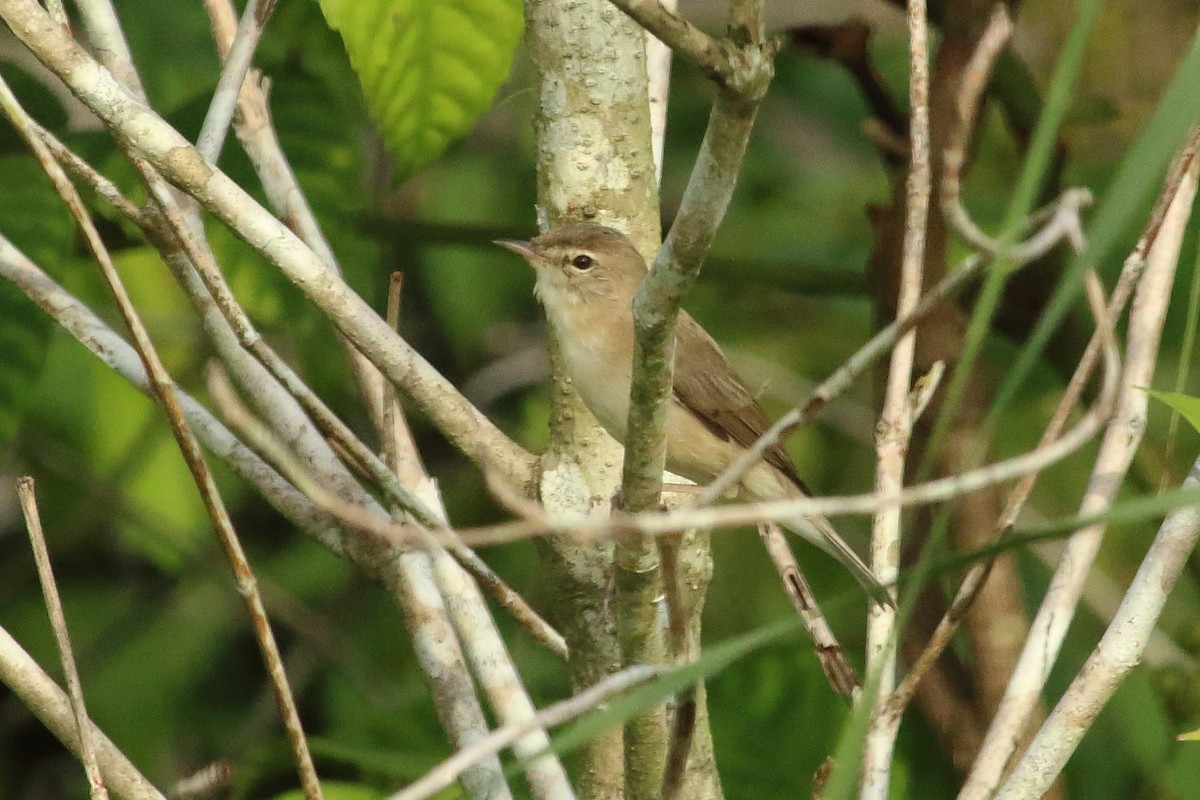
523, 2, 720, 797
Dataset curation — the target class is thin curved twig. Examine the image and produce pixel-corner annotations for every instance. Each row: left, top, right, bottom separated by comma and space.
0, 72, 323, 800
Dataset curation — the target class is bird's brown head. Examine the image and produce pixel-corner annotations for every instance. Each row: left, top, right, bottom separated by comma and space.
495, 223, 648, 310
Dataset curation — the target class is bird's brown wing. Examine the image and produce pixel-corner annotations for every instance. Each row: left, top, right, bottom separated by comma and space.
672, 312, 809, 493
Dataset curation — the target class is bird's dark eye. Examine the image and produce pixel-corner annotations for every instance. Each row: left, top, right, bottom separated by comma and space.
571, 254, 594, 271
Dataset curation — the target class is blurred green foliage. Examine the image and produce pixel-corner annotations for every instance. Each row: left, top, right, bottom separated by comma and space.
0, 0, 1199, 798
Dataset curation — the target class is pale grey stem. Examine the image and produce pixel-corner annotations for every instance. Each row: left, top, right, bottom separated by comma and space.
71, 0, 146, 97
195, 0, 274, 161
431, 549, 577, 800
0, 0, 538, 487
71, 0, 361, 511
0, 625, 168, 800
994, 453, 1200, 800
199, 0, 418, 438
697, 254, 985, 508
0, 73, 324, 800
4, 15, 511, 786
462, 394, 1113, 546
606, 0, 736, 88
376, 284, 573, 799
1, 238, 522, 793
645, 0, 674, 185
145, 206, 375, 509
18, 477, 110, 800
940, 7, 1015, 253
391, 552, 517, 800
390, 665, 661, 800
31, 119, 148, 224
882, 267, 1122, 723
960, 140, 1198, 800
861, 0, 931, 793
0, 234, 351, 556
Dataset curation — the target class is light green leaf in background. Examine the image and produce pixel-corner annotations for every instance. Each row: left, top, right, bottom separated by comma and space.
1145, 389, 1200, 435
316, 0, 523, 179
1180, 727, 1200, 741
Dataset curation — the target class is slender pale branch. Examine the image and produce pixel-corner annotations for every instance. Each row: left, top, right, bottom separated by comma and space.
861, 0, 931, 794
994, 452, 1200, 800
962, 141, 1198, 800
0, 72, 324, 800
195, 0, 275, 161
18, 477, 110, 800
884, 267, 1122, 721
375, 279, 574, 800
76, 0, 379, 546
391, 665, 662, 800
462, 390, 1114, 547
759, 523, 860, 699
0, 240, 523, 789
0, 0, 537, 488
0, 235, 350, 556
0, 625, 168, 800
606, 0, 735, 87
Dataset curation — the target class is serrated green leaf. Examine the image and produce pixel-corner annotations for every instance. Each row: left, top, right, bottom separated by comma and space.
1146, 389, 1200, 435
316, 0, 523, 179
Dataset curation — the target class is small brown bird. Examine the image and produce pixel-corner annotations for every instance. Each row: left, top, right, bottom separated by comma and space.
498, 222, 883, 598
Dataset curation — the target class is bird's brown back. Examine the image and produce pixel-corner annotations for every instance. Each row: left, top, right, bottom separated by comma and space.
671, 312, 810, 494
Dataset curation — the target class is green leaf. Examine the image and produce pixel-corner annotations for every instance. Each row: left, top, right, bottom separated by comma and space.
316, 0, 523, 179
1180, 727, 1200, 742
1146, 389, 1200, 435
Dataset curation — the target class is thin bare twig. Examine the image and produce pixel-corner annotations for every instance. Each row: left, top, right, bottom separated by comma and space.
941, 7, 1015, 254
0, 74, 323, 800
168, 763, 233, 800
18, 477, 109, 800
1, 0, 538, 487
390, 665, 662, 800
29, 119, 150, 225
995, 453, 1200, 799
860, 0, 931, 794
0, 624, 168, 800
196, 0, 275, 161
884, 266, 1122, 721
962, 135, 1199, 800
697, 252, 980, 508
76, 0, 379, 562
759, 523, 860, 699
605, 0, 755, 93
376, 275, 575, 800
0, 235, 351, 556
461, 391, 1112, 547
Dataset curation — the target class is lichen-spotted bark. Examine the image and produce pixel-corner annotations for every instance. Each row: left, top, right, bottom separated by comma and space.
523, 2, 719, 798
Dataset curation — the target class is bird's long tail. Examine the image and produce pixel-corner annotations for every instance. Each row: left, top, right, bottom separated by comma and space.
782, 512, 894, 607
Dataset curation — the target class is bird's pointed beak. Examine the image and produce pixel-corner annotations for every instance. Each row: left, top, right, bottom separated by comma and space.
494, 238, 540, 264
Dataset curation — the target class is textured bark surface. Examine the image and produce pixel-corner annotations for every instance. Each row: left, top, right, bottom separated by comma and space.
524, 2, 719, 797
